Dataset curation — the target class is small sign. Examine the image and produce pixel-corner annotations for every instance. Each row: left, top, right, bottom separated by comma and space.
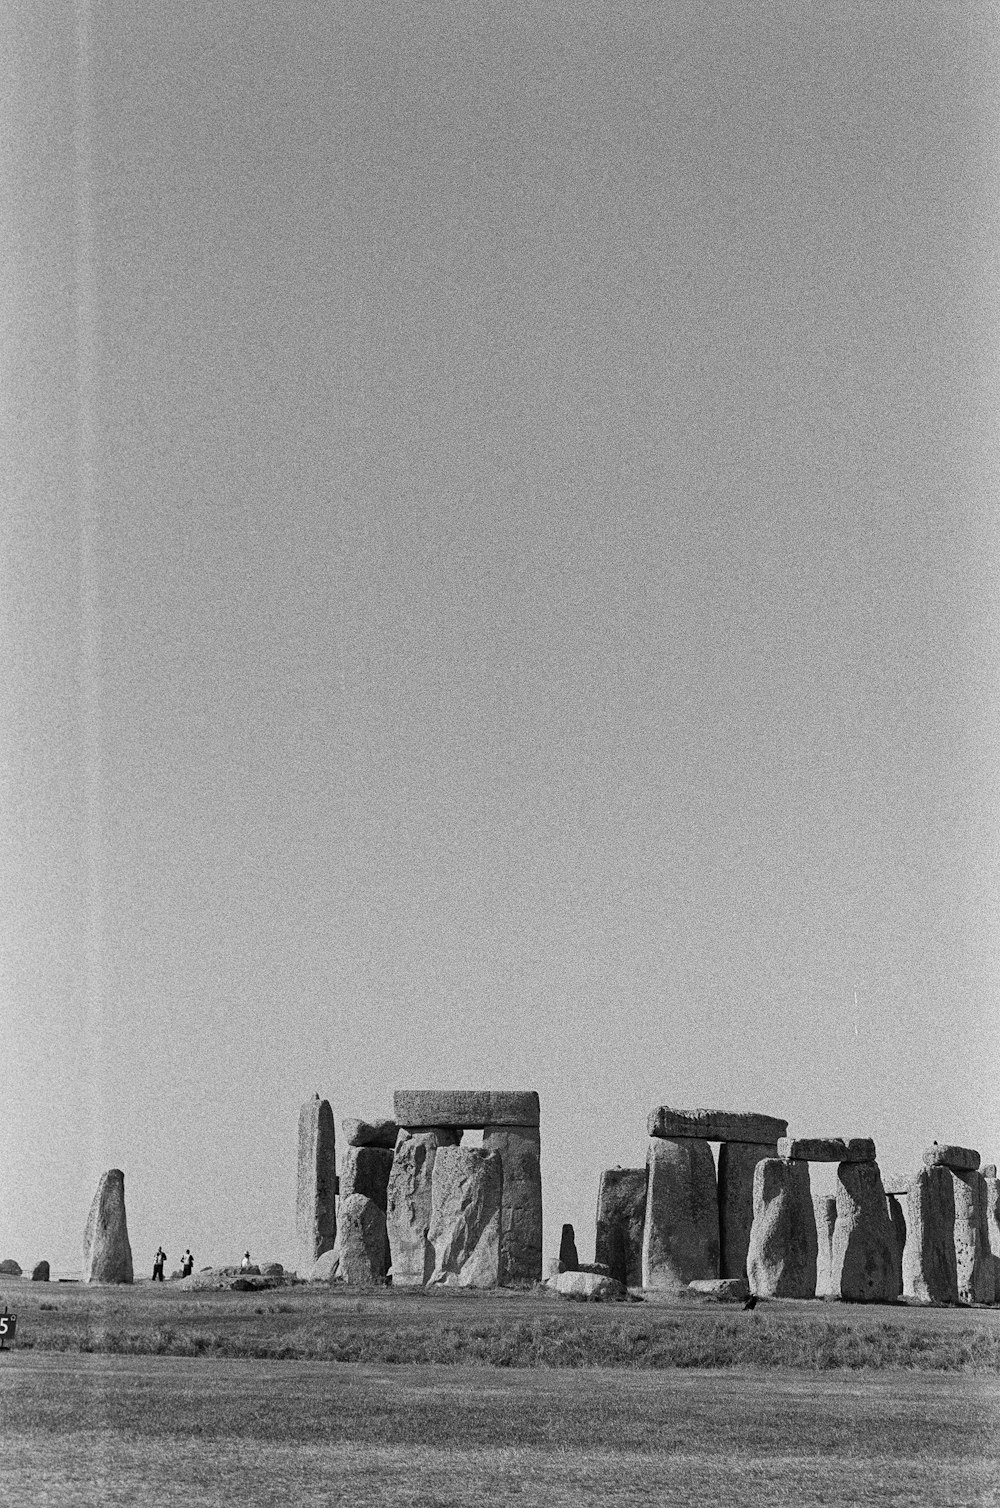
0, 1313, 17, 1348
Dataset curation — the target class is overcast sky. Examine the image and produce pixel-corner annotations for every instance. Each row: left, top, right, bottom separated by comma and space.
3, 1, 999, 1273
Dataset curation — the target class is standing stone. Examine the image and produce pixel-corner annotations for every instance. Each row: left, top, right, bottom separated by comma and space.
831, 1162, 899, 1302
641, 1137, 719, 1291
559, 1224, 579, 1272
886, 1195, 906, 1299
386, 1128, 458, 1286
903, 1165, 958, 1303
83, 1169, 133, 1284
746, 1158, 816, 1298
984, 1174, 1000, 1293
296, 1095, 337, 1275
340, 1145, 394, 1210
952, 1169, 994, 1305
483, 1124, 542, 1284
595, 1167, 647, 1289
427, 1146, 502, 1287
718, 1141, 777, 1282
31, 1260, 50, 1282
814, 1195, 837, 1298
331, 1194, 388, 1285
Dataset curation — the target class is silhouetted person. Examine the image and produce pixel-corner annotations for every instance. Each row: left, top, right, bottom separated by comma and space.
152, 1247, 166, 1282
181, 1249, 194, 1278
240, 1251, 252, 1272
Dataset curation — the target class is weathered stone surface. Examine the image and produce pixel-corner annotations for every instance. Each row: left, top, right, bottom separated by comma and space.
746, 1158, 816, 1298
559, 1224, 579, 1271
778, 1138, 875, 1164
83, 1169, 133, 1284
395, 1089, 539, 1129
31, 1261, 50, 1282
340, 1146, 394, 1211
882, 1174, 912, 1197
647, 1108, 787, 1144
305, 1248, 338, 1282
903, 1165, 958, 1303
296, 1095, 337, 1275
427, 1146, 502, 1287
952, 1170, 994, 1305
551, 1270, 626, 1301
595, 1167, 647, 1288
386, 1128, 458, 1287
688, 1277, 749, 1300
923, 1144, 979, 1172
0, 1259, 22, 1275
985, 1175, 1000, 1292
718, 1141, 778, 1281
342, 1117, 398, 1148
982, 1164, 997, 1179
886, 1195, 906, 1299
483, 1124, 542, 1284
331, 1194, 389, 1285
831, 1162, 899, 1302
641, 1137, 719, 1291
814, 1195, 837, 1298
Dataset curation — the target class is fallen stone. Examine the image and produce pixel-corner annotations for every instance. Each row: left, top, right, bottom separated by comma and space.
641, 1137, 719, 1291
777, 1138, 876, 1164
31, 1261, 50, 1282
718, 1141, 778, 1282
483, 1124, 542, 1284
340, 1146, 394, 1210
262, 1263, 284, 1277
559, 1224, 579, 1272
814, 1195, 837, 1298
83, 1169, 133, 1284
296, 1095, 337, 1276
395, 1089, 540, 1129
305, 1249, 338, 1282
427, 1146, 502, 1287
386, 1128, 458, 1287
952, 1170, 994, 1304
923, 1144, 979, 1172
342, 1117, 399, 1148
0, 1259, 22, 1276
332, 1194, 389, 1285
903, 1165, 958, 1303
831, 1162, 899, 1302
575, 1262, 611, 1276
746, 1158, 816, 1298
647, 1108, 787, 1144
688, 1277, 748, 1300
886, 1195, 906, 1299
595, 1167, 647, 1288
882, 1174, 912, 1197
551, 1270, 626, 1301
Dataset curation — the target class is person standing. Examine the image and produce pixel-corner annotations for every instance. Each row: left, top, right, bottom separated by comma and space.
240, 1250, 252, 1272
181, 1249, 194, 1278
152, 1246, 166, 1282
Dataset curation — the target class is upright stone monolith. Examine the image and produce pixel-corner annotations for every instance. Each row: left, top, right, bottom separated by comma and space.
427, 1145, 502, 1287
386, 1127, 458, 1286
559, 1224, 579, 1272
953, 1169, 994, 1305
641, 1137, 719, 1291
814, 1194, 837, 1298
831, 1162, 899, 1302
83, 1169, 133, 1284
331, 1194, 388, 1285
718, 1141, 778, 1282
340, 1145, 394, 1210
886, 1194, 906, 1300
903, 1165, 958, 1303
985, 1173, 1000, 1294
595, 1167, 647, 1289
746, 1158, 816, 1298
483, 1124, 542, 1284
296, 1095, 337, 1275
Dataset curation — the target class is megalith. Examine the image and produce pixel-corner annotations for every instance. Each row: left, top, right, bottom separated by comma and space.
340, 1145, 394, 1211
342, 1117, 398, 1148
830, 1162, 899, 1302
427, 1145, 502, 1287
31, 1260, 50, 1282
886, 1195, 906, 1299
595, 1167, 647, 1288
559, 1224, 579, 1272
746, 1158, 816, 1298
985, 1173, 1000, 1293
718, 1141, 778, 1282
903, 1165, 958, 1303
83, 1168, 133, 1284
483, 1124, 542, 1284
295, 1094, 337, 1275
331, 1194, 388, 1285
952, 1169, 994, 1305
641, 1138, 719, 1291
814, 1194, 837, 1298
386, 1128, 458, 1287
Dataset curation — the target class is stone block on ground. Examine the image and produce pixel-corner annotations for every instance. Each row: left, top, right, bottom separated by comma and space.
746, 1158, 816, 1298
551, 1270, 626, 1301
923, 1144, 979, 1172
332, 1194, 389, 1285
395, 1089, 539, 1129
483, 1123, 542, 1284
595, 1167, 647, 1288
342, 1117, 399, 1148
903, 1165, 958, 1303
647, 1108, 787, 1143
688, 1278, 748, 1300
814, 1195, 837, 1298
305, 1249, 338, 1282
427, 1145, 502, 1287
641, 1137, 719, 1291
831, 1162, 899, 1302
777, 1138, 875, 1164
83, 1169, 134, 1284
386, 1128, 458, 1287
31, 1261, 50, 1282
559, 1224, 579, 1272
952, 1169, 994, 1304
718, 1141, 778, 1282
296, 1095, 337, 1276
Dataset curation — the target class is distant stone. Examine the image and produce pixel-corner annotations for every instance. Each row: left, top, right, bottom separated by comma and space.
31, 1261, 50, 1282
395, 1089, 540, 1129
688, 1278, 748, 1300
886, 1195, 906, 1300
332, 1194, 389, 1285
778, 1138, 875, 1164
831, 1163, 899, 1302
551, 1270, 626, 1301
483, 1123, 542, 1284
719, 1141, 778, 1282
82, 1169, 133, 1284
814, 1195, 837, 1298
952, 1170, 994, 1305
343, 1117, 399, 1148
881, 1174, 912, 1197
982, 1164, 996, 1179
595, 1167, 647, 1288
903, 1165, 958, 1303
305, 1249, 339, 1282
262, 1263, 284, 1277
642, 1137, 719, 1291
296, 1095, 337, 1276
0, 1259, 22, 1276
427, 1145, 502, 1287
559, 1224, 579, 1272
923, 1144, 980, 1172
746, 1158, 816, 1298
647, 1108, 787, 1144
386, 1128, 458, 1287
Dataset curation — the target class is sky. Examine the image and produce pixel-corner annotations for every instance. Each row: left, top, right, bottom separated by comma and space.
2, 2, 999, 1275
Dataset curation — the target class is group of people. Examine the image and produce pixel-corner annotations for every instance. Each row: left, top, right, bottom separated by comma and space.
151, 1249, 254, 1280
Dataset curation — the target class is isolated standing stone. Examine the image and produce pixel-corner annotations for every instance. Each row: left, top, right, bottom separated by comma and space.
746, 1158, 816, 1298
641, 1137, 719, 1291
595, 1167, 647, 1288
386, 1128, 458, 1286
331, 1194, 388, 1285
296, 1095, 337, 1275
718, 1141, 777, 1281
952, 1169, 994, 1305
886, 1195, 906, 1300
31, 1260, 50, 1282
814, 1195, 837, 1298
831, 1162, 898, 1302
483, 1124, 542, 1284
427, 1145, 502, 1287
903, 1165, 958, 1303
559, 1224, 579, 1271
83, 1168, 133, 1284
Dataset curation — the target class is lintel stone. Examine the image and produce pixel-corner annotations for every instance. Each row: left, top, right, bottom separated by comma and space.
647, 1108, 787, 1143
394, 1089, 539, 1130
778, 1137, 875, 1164
882, 1173, 912, 1197
923, 1144, 979, 1172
